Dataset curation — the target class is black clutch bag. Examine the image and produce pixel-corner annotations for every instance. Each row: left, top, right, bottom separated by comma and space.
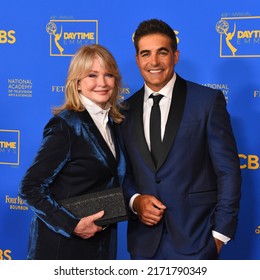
59, 187, 128, 227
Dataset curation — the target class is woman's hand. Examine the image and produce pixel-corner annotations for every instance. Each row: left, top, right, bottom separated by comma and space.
73, 210, 104, 239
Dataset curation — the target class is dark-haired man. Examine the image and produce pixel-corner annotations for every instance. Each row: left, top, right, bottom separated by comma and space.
120, 19, 241, 260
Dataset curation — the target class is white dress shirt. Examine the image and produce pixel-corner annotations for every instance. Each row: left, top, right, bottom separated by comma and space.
80, 94, 116, 158
143, 74, 176, 149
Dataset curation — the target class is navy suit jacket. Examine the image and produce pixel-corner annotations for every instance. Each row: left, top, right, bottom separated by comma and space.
19, 109, 125, 259
119, 74, 241, 258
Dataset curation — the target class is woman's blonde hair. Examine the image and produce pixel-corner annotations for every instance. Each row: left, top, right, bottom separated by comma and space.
53, 44, 124, 123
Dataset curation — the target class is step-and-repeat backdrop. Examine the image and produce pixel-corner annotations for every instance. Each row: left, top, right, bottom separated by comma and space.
1, 0, 259, 260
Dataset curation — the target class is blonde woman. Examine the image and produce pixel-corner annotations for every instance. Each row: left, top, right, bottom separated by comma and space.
19, 44, 125, 260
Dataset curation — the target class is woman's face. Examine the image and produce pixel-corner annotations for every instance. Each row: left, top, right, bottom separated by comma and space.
78, 57, 115, 108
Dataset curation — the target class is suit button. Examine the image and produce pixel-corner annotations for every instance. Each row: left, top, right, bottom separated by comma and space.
155, 178, 161, 184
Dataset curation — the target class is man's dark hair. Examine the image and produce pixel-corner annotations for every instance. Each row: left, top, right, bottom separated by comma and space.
133, 19, 177, 53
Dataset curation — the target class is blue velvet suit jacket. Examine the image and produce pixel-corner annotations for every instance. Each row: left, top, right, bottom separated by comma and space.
119, 74, 241, 258
19, 109, 125, 259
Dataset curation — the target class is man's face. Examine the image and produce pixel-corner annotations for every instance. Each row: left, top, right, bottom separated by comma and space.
136, 33, 179, 92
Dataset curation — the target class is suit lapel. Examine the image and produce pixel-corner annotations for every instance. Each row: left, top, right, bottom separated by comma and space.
132, 88, 156, 172
157, 74, 187, 169
107, 118, 120, 161
110, 121, 126, 185
80, 110, 118, 176
127, 76, 187, 172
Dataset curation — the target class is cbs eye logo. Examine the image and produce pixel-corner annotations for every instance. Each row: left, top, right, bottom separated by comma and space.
0, 249, 12, 260
0, 30, 16, 44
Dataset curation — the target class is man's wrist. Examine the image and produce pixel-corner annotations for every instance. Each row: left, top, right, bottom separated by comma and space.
212, 230, 230, 244
129, 193, 140, 214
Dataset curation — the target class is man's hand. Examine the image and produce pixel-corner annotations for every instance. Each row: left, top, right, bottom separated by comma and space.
73, 210, 104, 239
133, 194, 166, 226
214, 238, 224, 254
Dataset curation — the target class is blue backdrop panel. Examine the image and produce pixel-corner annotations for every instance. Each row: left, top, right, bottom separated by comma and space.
0, 0, 259, 260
